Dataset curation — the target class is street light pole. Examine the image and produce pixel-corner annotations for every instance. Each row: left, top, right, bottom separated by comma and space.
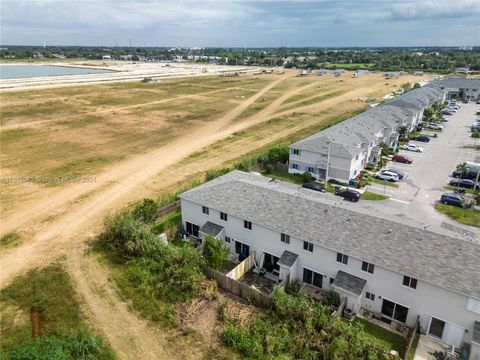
325, 142, 331, 185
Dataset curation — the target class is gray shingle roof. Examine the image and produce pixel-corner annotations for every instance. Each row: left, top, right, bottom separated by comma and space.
333, 270, 367, 297
199, 221, 224, 237
278, 250, 299, 268
290, 85, 445, 157
179, 171, 480, 300
432, 78, 480, 92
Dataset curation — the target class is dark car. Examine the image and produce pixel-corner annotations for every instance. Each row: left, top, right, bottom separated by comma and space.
452, 169, 479, 180
335, 188, 360, 202
414, 135, 430, 142
449, 179, 477, 189
440, 193, 471, 208
302, 182, 325, 192
384, 168, 405, 180
392, 154, 413, 164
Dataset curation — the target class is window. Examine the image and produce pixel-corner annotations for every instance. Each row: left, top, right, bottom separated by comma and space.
292, 163, 299, 170
303, 241, 313, 252
292, 149, 300, 155
244, 220, 252, 230
336, 252, 348, 265
402, 276, 417, 289
361, 261, 375, 274
303, 268, 323, 288
220, 212, 228, 221
225, 236, 231, 243
280, 233, 290, 244
355, 155, 359, 160
307, 167, 315, 173
365, 292, 375, 301
329, 277, 334, 284
202, 206, 209, 215
381, 299, 409, 323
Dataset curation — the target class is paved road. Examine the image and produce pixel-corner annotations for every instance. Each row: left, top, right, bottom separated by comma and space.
366, 102, 480, 240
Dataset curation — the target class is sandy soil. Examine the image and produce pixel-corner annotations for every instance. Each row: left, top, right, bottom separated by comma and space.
0, 61, 256, 91
0, 70, 431, 359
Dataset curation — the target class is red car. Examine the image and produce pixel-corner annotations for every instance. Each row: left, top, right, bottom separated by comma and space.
392, 154, 413, 164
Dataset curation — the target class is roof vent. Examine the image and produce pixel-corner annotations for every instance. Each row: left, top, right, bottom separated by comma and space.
346, 217, 351, 222
324, 208, 328, 213
386, 229, 392, 234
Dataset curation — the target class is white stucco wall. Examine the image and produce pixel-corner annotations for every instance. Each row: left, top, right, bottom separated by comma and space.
181, 198, 479, 347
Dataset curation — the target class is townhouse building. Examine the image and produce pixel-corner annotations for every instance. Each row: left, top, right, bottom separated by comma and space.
179, 171, 480, 355
288, 83, 446, 183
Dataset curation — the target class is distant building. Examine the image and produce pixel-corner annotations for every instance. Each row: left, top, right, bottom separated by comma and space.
457, 67, 470, 74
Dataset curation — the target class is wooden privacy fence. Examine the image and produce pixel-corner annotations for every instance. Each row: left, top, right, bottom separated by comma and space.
226, 252, 256, 281
203, 266, 272, 308
155, 200, 180, 219
404, 315, 420, 360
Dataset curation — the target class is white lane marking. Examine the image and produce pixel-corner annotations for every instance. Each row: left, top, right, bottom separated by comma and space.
389, 198, 410, 204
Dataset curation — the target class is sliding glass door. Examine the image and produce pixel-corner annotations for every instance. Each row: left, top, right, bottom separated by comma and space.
381, 299, 409, 323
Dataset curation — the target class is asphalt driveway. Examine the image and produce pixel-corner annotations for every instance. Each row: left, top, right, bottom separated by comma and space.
366, 102, 480, 240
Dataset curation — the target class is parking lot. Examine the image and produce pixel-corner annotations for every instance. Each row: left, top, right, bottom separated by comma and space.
366, 102, 480, 240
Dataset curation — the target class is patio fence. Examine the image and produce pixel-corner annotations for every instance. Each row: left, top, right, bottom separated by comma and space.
226, 252, 256, 280
203, 266, 272, 308
404, 315, 420, 360
155, 200, 180, 219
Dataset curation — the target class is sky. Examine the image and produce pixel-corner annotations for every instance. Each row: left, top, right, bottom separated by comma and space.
1, 0, 479, 47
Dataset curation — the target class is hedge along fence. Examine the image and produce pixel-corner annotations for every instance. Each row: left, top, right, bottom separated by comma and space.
203, 266, 272, 308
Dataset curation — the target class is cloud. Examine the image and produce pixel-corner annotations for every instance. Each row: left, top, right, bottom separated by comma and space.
0, 0, 478, 46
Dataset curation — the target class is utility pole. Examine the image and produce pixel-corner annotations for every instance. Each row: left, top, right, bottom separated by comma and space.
325, 142, 331, 184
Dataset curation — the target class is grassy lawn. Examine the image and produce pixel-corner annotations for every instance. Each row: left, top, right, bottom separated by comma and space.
353, 318, 407, 358
371, 177, 400, 188
263, 170, 305, 184
443, 185, 479, 195
435, 203, 480, 227
0, 265, 113, 359
361, 191, 389, 201
406, 333, 420, 360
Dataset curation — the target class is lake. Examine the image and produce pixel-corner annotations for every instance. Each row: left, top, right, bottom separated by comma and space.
0, 65, 112, 79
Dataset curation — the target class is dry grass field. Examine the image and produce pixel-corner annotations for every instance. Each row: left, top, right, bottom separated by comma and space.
0, 69, 430, 359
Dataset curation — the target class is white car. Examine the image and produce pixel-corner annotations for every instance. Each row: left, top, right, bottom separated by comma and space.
427, 123, 444, 130
403, 143, 424, 152
375, 171, 399, 182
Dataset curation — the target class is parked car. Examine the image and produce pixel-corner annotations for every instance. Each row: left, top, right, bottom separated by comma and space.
414, 135, 430, 142
392, 154, 413, 164
334, 188, 360, 202
443, 110, 453, 116
375, 171, 399, 182
427, 123, 444, 130
452, 169, 479, 180
302, 182, 326, 192
449, 179, 477, 189
403, 143, 424, 152
440, 193, 472, 208
472, 123, 480, 131
384, 168, 405, 180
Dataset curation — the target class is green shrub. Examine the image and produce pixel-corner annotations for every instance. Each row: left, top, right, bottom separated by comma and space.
324, 290, 341, 306
264, 164, 274, 174
205, 168, 230, 181
203, 235, 230, 270
99, 210, 160, 257
132, 198, 159, 223
300, 172, 314, 183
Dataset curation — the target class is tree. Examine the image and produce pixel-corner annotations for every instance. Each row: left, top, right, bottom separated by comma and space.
203, 235, 229, 270
413, 83, 421, 89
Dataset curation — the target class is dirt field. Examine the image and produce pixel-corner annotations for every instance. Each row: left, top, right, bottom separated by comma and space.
0, 69, 431, 359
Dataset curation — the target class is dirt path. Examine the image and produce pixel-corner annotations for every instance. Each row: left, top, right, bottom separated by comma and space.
0, 73, 292, 284
0, 72, 430, 360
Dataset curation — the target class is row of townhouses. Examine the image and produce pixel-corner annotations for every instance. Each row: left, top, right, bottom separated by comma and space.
179, 171, 480, 357
288, 78, 480, 184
